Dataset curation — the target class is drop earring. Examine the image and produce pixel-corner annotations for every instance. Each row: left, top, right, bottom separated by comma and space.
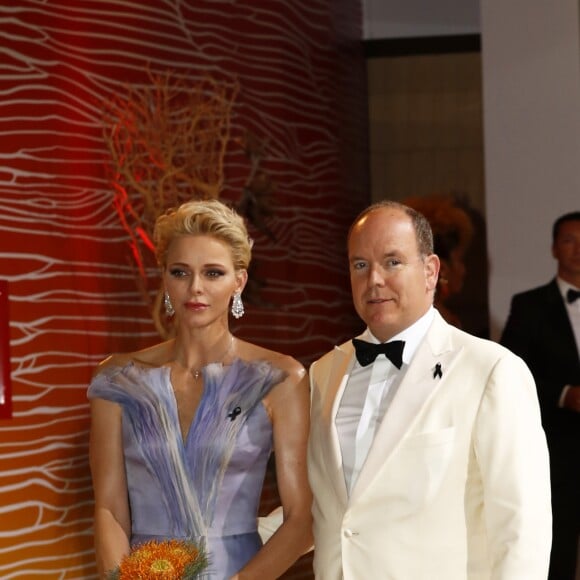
231, 292, 244, 319
164, 292, 175, 317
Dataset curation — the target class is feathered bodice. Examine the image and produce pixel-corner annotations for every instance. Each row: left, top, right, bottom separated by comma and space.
88, 357, 285, 578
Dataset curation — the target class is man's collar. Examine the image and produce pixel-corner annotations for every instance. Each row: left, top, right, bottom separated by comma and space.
363, 307, 434, 364
556, 276, 580, 297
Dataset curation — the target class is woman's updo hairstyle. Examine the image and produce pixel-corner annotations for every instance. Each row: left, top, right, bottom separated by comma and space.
154, 199, 252, 271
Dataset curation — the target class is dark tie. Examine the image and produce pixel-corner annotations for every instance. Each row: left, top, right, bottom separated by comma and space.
567, 288, 580, 304
352, 338, 405, 369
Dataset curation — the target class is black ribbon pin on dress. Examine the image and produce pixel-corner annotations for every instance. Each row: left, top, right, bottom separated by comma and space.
227, 406, 242, 421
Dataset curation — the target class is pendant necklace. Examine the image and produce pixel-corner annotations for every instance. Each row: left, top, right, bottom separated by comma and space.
188, 335, 235, 381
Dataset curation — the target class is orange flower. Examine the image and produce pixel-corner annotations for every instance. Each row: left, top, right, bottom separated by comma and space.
111, 539, 207, 579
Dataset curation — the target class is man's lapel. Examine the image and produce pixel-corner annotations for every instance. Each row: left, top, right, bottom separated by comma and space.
317, 342, 354, 505
546, 279, 579, 357
350, 312, 460, 504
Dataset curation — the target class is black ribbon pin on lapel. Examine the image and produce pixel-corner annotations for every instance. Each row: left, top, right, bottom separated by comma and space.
433, 363, 442, 379
228, 406, 242, 421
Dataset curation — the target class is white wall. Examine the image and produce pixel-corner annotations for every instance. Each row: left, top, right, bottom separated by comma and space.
363, 0, 580, 340
480, 0, 580, 339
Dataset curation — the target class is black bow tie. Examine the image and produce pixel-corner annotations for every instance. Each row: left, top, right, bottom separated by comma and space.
352, 338, 405, 369
567, 288, 580, 304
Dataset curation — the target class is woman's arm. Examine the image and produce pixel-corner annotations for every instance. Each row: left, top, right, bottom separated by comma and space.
232, 362, 313, 580
89, 397, 131, 579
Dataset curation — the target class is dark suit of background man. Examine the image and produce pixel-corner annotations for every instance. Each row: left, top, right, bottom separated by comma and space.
501, 211, 580, 580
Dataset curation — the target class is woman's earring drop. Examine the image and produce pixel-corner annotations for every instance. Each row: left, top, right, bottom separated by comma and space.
231, 292, 244, 319
164, 292, 175, 317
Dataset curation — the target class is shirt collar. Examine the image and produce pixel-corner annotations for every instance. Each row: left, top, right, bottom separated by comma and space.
362, 306, 434, 365
556, 277, 580, 300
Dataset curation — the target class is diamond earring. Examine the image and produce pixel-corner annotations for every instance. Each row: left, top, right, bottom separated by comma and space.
231, 292, 244, 319
164, 292, 175, 317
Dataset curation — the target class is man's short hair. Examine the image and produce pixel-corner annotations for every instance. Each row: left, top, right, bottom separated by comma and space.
348, 200, 434, 257
552, 211, 580, 242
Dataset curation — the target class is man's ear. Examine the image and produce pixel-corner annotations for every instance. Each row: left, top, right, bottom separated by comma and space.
425, 254, 440, 291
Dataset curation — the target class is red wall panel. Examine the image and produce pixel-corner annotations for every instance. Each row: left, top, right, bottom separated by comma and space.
0, 1, 368, 577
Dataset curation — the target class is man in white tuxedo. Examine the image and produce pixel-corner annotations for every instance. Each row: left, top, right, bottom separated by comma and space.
308, 201, 552, 579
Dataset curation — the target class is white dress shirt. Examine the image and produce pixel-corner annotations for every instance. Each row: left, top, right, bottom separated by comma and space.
336, 307, 435, 494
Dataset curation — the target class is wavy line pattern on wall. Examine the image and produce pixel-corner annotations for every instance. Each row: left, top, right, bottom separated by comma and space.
0, 1, 367, 577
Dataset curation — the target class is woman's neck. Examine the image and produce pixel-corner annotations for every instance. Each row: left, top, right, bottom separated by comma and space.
172, 329, 235, 375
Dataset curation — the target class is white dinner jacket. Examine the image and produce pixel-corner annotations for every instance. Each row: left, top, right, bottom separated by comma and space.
308, 310, 552, 580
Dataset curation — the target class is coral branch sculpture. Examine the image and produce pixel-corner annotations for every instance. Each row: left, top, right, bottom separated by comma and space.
102, 69, 277, 337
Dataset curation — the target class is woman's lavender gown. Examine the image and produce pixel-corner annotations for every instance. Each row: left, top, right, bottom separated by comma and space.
88, 358, 284, 579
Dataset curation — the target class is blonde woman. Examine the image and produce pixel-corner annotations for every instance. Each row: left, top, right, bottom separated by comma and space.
88, 199, 312, 579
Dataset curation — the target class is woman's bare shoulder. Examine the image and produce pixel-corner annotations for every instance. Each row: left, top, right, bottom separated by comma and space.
239, 340, 305, 383
92, 340, 175, 378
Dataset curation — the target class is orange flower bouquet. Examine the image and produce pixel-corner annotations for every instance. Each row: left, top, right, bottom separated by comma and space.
108, 539, 208, 579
